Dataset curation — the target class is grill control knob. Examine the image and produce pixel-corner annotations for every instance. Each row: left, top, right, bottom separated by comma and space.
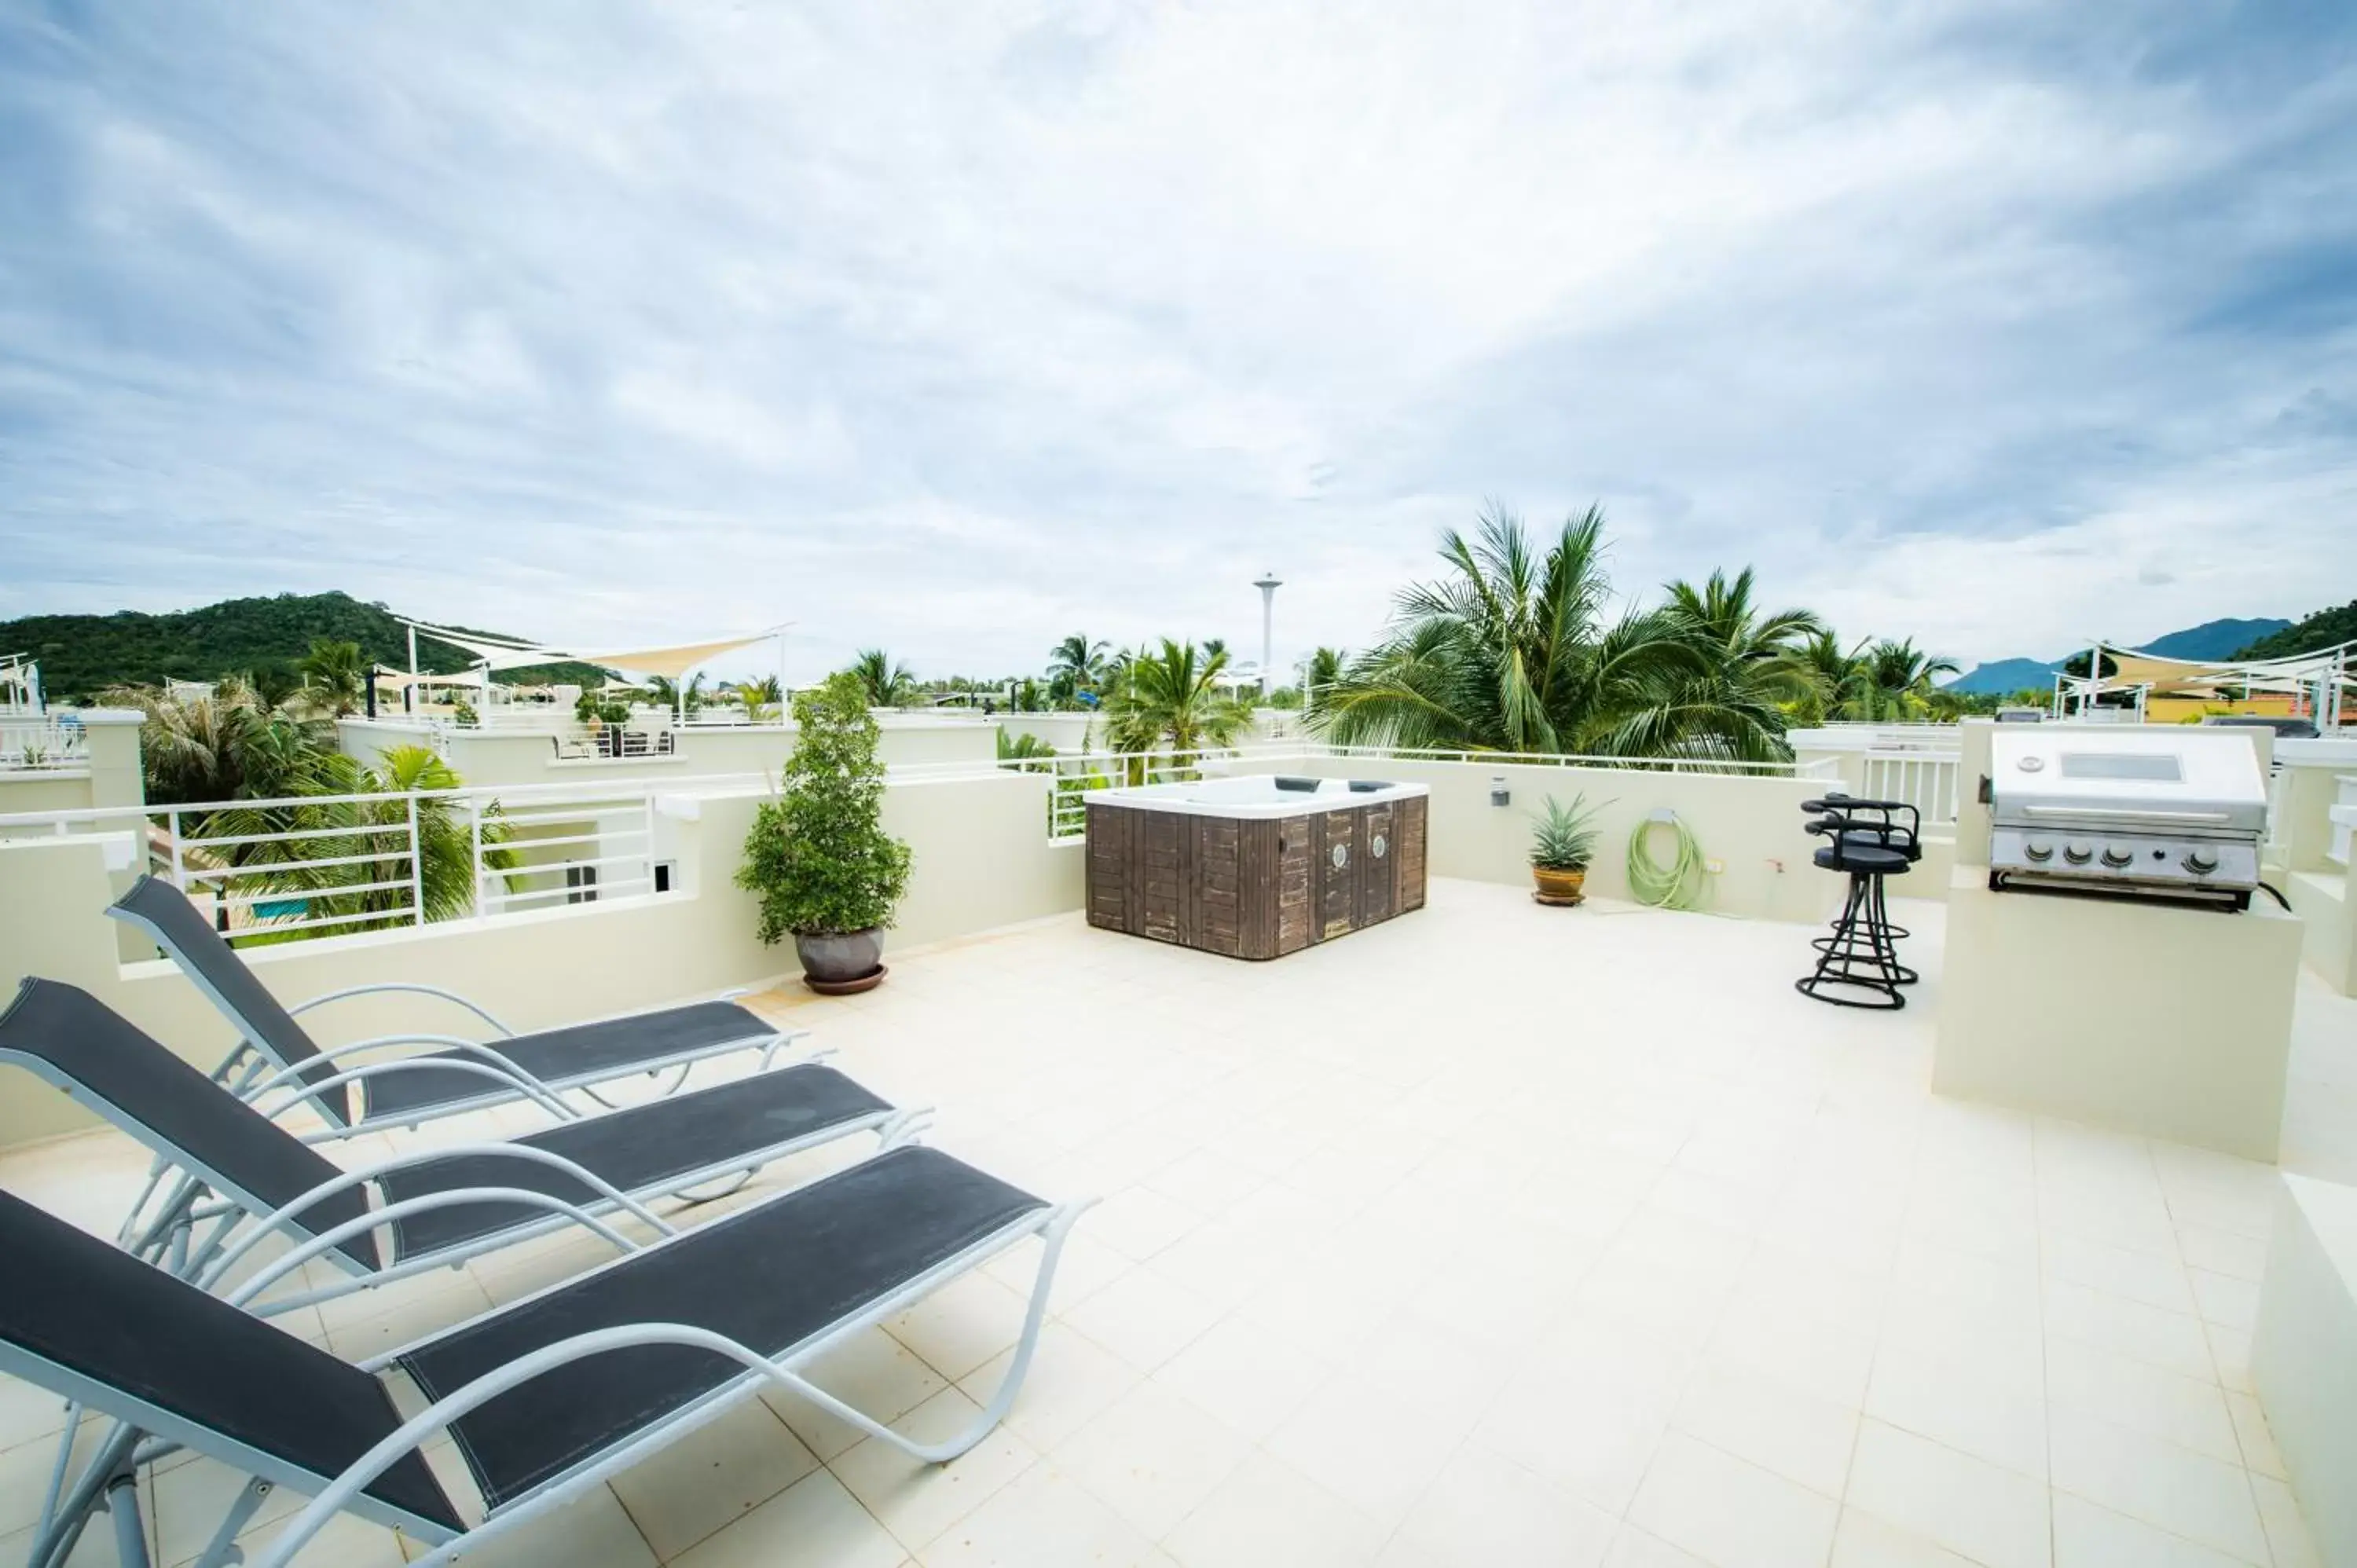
2023, 839, 2055, 863
2184, 848, 2220, 876
2101, 844, 2135, 869
2063, 841, 2094, 865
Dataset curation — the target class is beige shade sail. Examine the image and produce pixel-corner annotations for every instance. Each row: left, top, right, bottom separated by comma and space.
402, 621, 782, 680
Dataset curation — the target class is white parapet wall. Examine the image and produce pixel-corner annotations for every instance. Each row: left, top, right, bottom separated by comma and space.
339, 713, 1001, 789
0, 769, 1080, 1150
0, 709, 145, 815
2253, 1174, 2357, 1568
2271, 739, 2357, 995
1203, 753, 1836, 922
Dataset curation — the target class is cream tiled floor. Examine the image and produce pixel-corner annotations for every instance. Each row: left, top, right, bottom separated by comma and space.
3, 877, 2352, 1568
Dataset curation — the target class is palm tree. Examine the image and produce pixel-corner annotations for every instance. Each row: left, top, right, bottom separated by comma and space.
1616, 568, 1824, 762
1102, 639, 1254, 779
1788, 629, 1870, 726
101, 680, 339, 805
1301, 647, 1347, 710
213, 745, 516, 940
295, 639, 367, 717
644, 672, 709, 720
1310, 504, 1697, 756
1047, 636, 1109, 707
1857, 639, 1962, 720
996, 730, 1058, 769
736, 674, 783, 724
849, 650, 919, 708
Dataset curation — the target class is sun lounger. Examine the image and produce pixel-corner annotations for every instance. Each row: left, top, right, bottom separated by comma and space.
109, 874, 805, 1138
0, 1145, 1085, 1568
0, 978, 916, 1315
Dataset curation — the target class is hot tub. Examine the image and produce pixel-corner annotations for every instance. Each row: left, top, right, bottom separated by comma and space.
1084, 775, 1428, 958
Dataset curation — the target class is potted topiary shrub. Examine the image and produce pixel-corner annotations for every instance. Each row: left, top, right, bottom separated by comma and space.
738, 670, 913, 992
1530, 792, 1608, 907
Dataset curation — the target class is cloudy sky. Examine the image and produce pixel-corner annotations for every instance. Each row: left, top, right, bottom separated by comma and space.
2, 1, 2352, 681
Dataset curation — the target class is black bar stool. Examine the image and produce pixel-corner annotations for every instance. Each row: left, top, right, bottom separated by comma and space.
1803, 795, 1922, 978
1796, 800, 1914, 1009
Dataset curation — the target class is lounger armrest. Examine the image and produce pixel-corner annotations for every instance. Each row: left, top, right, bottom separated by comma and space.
200, 1143, 680, 1297
247, 1052, 581, 1128
224, 1189, 651, 1314
288, 984, 513, 1039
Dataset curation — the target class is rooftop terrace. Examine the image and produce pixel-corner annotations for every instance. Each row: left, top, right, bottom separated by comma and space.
6, 877, 2353, 1568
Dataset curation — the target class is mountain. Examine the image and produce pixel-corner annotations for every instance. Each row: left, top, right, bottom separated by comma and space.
2234, 600, 2357, 661
0, 592, 610, 700
2137, 617, 2290, 661
1941, 614, 2297, 696
1943, 658, 2062, 696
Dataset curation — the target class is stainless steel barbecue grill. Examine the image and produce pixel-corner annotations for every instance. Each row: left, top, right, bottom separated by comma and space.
1985, 727, 2267, 910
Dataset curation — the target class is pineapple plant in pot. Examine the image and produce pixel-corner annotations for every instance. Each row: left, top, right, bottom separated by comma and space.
1530, 793, 1608, 907
738, 671, 914, 993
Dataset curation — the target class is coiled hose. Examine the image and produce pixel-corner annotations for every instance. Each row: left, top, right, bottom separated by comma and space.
1627, 810, 1706, 910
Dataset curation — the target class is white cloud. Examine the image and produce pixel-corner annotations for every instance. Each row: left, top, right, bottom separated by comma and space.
1, 0, 2351, 680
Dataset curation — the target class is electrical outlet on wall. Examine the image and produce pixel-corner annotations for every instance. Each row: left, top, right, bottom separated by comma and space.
1703, 857, 1725, 874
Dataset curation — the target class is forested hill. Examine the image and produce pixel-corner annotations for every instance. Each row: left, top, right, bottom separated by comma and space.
2234, 599, 2357, 661
0, 592, 610, 699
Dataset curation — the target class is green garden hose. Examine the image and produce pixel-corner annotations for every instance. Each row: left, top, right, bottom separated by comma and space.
1627, 810, 1706, 910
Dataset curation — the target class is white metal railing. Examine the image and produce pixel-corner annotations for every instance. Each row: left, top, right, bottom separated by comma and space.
1859, 751, 1963, 828
0, 779, 669, 941
0, 718, 88, 772
893, 740, 1845, 841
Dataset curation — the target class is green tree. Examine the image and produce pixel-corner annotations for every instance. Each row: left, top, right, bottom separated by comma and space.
1302, 647, 1347, 710
101, 679, 339, 805
997, 730, 1058, 767
849, 649, 919, 708
208, 745, 516, 941
1103, 639, 1254, 771
1612, 567, 1824, 762
736, 674, 783, 724
1857, 639, 1963, 720
1309, 504, 1699, 756
1787, 629, 1869, 726
644, 673, 709, 718
1047, 636, 1109, 707
295, 639, 367, 716
738, 672, 913, 942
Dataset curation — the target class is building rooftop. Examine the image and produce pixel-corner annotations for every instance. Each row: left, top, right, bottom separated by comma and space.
5, 876, 2352, 1568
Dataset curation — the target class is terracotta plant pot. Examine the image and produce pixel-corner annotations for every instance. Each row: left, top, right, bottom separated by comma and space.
1532, 866, 1587, 907
794, 928, 884, 990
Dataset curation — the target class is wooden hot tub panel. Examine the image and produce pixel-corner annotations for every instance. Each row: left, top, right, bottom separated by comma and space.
1087, 797, 1426, 959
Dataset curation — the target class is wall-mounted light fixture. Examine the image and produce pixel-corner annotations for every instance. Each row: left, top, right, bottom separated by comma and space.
1490, 775, 1511, 807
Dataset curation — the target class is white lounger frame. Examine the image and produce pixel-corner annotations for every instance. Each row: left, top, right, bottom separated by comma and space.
0, 1036, 920, 1315
107, 888, 811, 1138
9, 1172, 1093, 1568
218, 980, 806, 1141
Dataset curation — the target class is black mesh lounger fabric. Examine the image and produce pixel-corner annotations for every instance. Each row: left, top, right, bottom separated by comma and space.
111, 876, 783, 1129
0, 980, 379, 1269
374, 1064, 893, 1262
354, 1002, 775, 1123
108, 876, 338, 1116
401, 1146, 1046, 1510
0, 1188, 464, 1534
